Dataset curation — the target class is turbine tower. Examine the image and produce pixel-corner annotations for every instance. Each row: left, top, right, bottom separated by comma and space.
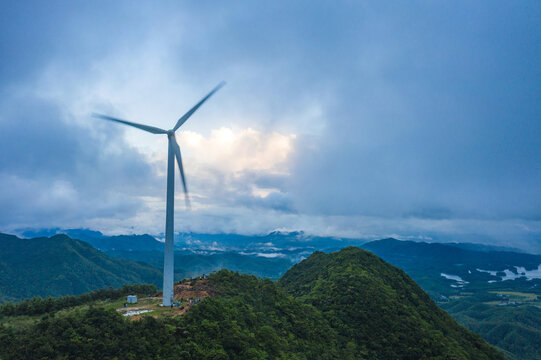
94, 82, 224, 306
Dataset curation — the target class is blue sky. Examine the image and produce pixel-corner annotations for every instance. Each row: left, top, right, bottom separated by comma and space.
0, 1, 540, 250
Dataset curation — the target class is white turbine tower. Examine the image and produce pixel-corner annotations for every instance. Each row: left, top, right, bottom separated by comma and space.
94, 82, 224, 306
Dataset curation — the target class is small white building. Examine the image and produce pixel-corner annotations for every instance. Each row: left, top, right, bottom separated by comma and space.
127, 295, 138, 304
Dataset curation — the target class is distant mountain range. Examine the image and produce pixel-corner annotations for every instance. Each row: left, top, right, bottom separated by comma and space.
106, 250, 292, 281
21, 228, 164, 252
9, 229, 541, 296
361, 238, 541, 297
444, 242, 526, 253
20, 228, 367, 262
7, 230, 541, 295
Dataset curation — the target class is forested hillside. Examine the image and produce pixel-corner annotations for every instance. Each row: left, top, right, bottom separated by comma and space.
0, 233, 162, 302
279, 247, 503, 359
0, 247, 503, 359
442, 298, 541, 360
361, 238, 541, 359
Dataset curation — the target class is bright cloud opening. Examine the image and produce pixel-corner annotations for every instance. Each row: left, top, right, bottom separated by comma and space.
179, 127, 296, 176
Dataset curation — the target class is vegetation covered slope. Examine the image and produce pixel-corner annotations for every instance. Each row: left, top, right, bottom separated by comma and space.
278, 247, 504, 360
360, 238, 541, 359
0, 233, 162, 302
0, 271, 339, 359
442, 298, 541, 360
1, 247, 505, 359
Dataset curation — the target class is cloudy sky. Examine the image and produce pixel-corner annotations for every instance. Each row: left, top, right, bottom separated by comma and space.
1, 1, 540, 250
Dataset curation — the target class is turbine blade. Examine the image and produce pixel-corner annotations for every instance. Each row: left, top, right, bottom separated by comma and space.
172, 81, 226, 131
93, 113, 168, 134
170, 135, 191, 208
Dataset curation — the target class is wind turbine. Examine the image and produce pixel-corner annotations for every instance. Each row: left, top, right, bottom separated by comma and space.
93, 82, 225, 306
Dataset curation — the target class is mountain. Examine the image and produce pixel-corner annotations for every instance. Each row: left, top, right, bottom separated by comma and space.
278, 247, 503, 359
19, 228, 367, 262
0, 247, 503, 359
0, 233, 162, 302
84, 234, 164, 252
362, 238, 541, 296
176, 230, 367, 254
444, 242, 526, 253
363, 238, 541, 271
21, 228, 164, 252
20, 228, 104, 239
106, 250, 293, 280
361, 238, 541, 360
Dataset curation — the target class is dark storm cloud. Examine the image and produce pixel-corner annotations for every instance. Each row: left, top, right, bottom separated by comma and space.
0, 1, 540, 249
286, 2, 541, 222
0, 92, 160, 229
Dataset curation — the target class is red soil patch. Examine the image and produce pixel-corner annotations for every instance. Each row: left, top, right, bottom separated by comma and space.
173, 279, 216, 301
